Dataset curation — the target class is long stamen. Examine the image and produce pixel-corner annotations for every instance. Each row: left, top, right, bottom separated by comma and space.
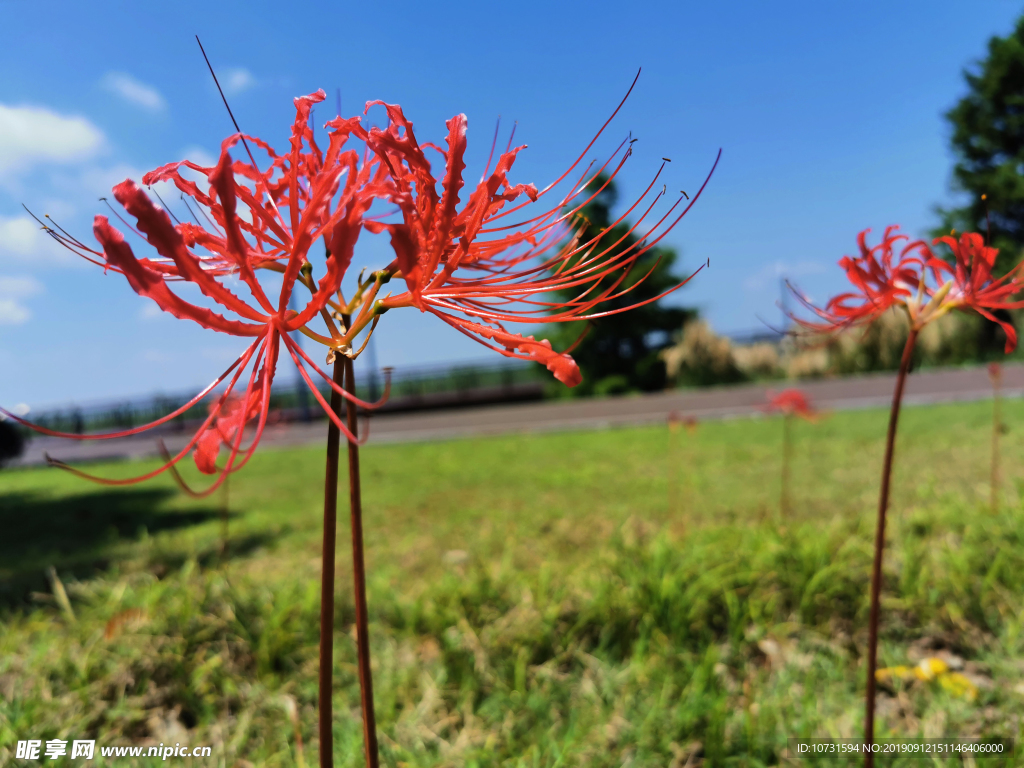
481, 116, 501, 182
195, 36, 285, 227
149, 186, 183, 225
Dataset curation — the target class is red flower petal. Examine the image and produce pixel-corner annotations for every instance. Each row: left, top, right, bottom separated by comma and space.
93, 216, 266, 337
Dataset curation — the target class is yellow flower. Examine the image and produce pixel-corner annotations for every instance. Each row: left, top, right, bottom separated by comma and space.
875, 657, 977, 701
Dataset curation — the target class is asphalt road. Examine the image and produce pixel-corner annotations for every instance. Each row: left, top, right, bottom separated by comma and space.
12, 363, 1024, 468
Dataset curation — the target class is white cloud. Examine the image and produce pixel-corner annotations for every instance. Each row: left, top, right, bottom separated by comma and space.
138, 303, 163, 320
102, 72, 166, 112
222, 68, 256, 96
61, 160, 194, 207
6, 142, 223, 272
180, 145, 217, 168
0, 276, 43, 297
743, 260, 824, 292
39, 147, 220, 258
0, 104, 104, 178
0, 216, 65, 265
0, 275, 42, 325
70, 162, 145, 200
0, 297, 31, 324
0, 216, 43, 256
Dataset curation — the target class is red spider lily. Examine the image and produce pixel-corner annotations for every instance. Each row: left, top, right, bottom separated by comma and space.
929, 232, 1024, 351
790, 226, 934, 333
764, 388, 817, 421
765, 388, 816, 520
791, 226, 1024, 351
668, 410, 699, 433
790, 226, 1024, 764
5, 90, 391, 492
359, 77, 720, 387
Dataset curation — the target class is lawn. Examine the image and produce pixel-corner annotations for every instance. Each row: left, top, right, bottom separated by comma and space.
1, 397, 1023, 766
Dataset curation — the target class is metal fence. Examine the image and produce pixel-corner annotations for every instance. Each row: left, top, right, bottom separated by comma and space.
24, 358, 548, 435
21, 328, 784, 435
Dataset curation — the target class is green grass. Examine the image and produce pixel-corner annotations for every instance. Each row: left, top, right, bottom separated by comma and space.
2, 397, 1024, 766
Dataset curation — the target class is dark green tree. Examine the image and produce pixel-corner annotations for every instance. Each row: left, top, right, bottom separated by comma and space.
543, 176, 695, 396
937, 14, 1024, 275
935, 14, 1024, 355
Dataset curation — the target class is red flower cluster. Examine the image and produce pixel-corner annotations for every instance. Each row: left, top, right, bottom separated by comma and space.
792, 226, 1024, 352
988, 361, 1002, 384
793, 226, 929, 331
930, 232, 1024, 350
361, 85, 718, 386
668, 410, 699, 433
765, 388, 817, 421
5, 82, 718, 489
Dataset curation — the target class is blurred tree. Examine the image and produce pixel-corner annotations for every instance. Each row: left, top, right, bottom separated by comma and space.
934, 15, 1024, 353
0, 419, 25, 468
937, 15, 1024, 270
543, 176, 695, 396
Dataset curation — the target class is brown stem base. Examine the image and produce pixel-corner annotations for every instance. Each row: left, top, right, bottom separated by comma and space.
343, 355, 380, 768
318, 360, 345, 768
864, 329, 917, 768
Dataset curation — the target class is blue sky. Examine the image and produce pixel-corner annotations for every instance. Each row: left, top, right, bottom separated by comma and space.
1, 0, 1022, 410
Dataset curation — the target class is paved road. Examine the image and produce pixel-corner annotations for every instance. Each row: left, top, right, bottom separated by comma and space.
13, 363, 1024, 467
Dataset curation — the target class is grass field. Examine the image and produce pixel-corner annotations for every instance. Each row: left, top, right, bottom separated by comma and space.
2, 397, 1024, 766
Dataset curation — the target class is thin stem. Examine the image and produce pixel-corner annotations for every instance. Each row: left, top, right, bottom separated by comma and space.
991, 373, 1001, 515
781, 413, 792, 518
318, 360, 345, 768
668, 417, 679, 521
343, 324, 380, 768
219, 475, 230, 563
864, 328, 917, 768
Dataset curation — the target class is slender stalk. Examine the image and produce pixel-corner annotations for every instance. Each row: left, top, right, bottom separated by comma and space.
991, 367, 1001, 515
781, 413, 792, 518
219, 475, 230, 562
864, 329, 917, 768
318, 360, 345, 768
291, 705, 307, 768
342, 323, 380, 768
668, 414, 680, 521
